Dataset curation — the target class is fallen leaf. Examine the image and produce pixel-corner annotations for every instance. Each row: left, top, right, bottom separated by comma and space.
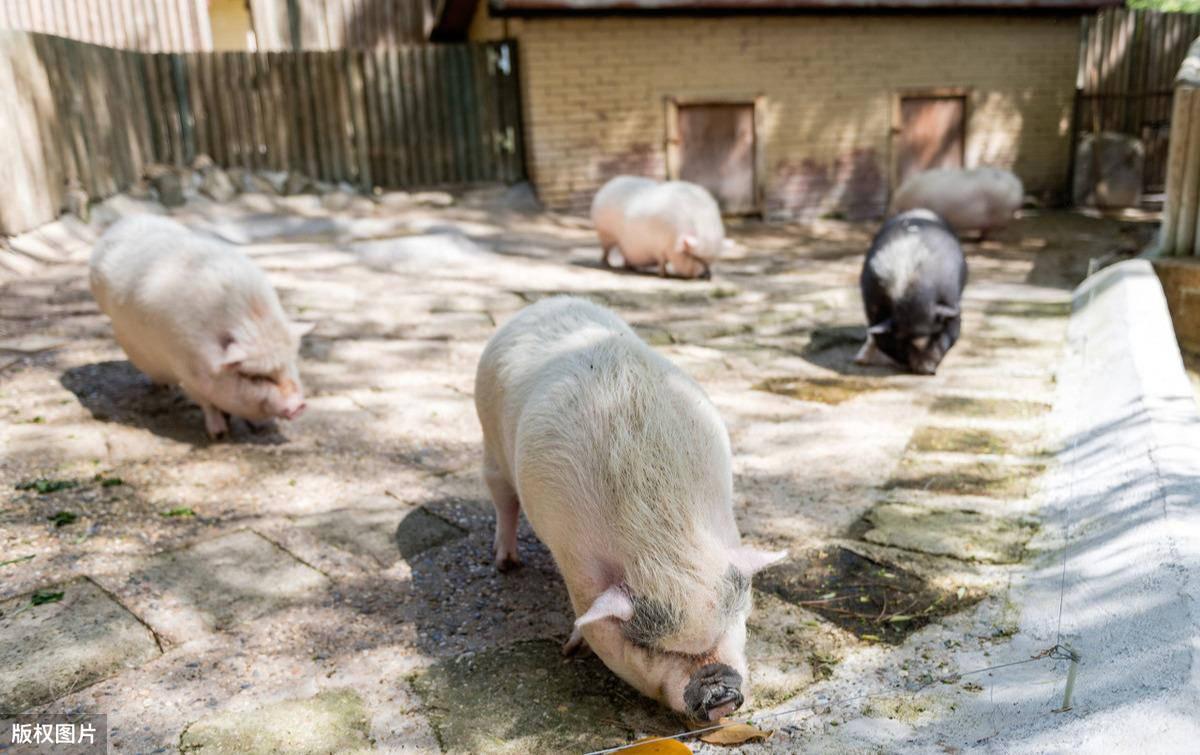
48, 511, 78, 527
887, 614, 913, 623
31, 590, 64, 606
161, 507, 196, 518
700, 722, 773, 745
17, 478, 78, 495
620, 736, 692, 754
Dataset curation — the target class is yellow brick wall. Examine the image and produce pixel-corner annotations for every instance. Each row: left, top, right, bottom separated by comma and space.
482, 13, 1080, 218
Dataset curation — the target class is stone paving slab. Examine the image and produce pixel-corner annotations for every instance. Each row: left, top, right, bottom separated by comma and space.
120, 531, 330, 641
412, 640, 676, 754
293, 504, 466, 567
0, 578, 159, 712
861, 502, 1036, 564
179, 688, 373, 754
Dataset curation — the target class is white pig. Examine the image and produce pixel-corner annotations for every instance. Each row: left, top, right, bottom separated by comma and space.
591, 176, 725, 279
474, 296, 784, 720
90, 215, 311, 439
891, 167, 1023, 235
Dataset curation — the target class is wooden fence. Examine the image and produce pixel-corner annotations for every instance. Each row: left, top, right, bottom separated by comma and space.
251, 0, 433, 50
0, 30, 525, 235
1075, 7, 1200, 194
0, 0, 212, 51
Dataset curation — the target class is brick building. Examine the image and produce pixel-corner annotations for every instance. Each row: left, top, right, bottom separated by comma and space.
439, 0, 1120, 219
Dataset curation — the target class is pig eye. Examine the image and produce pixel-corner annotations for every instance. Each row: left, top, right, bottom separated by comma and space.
240, 372, 277, 385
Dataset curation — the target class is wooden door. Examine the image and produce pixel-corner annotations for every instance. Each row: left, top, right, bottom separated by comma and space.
676, 103, 756, 214
895, 95, 965, 187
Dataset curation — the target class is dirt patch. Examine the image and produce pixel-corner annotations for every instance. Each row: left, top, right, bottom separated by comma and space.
755, 376, 881, 405
908, 426, 1011, 455
929, 396, 1052, 419
755, 548, 981, 645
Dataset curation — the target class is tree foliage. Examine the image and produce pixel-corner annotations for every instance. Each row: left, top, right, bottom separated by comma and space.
1128, 0, 1200, 11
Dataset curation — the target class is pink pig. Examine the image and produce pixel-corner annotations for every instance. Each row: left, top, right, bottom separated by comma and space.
90, 215, 311, 439
475, 296, 784, 720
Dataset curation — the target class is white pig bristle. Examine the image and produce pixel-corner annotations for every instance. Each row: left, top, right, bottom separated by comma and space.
476, 295, 749, 706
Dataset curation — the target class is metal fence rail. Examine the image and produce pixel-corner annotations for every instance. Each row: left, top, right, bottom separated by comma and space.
0, 30, 525, 235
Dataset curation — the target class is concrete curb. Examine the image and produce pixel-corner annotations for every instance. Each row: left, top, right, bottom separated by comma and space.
986, 260, 1200, 749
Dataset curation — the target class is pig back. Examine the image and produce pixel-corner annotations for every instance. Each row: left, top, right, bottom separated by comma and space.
90, 215, 283, 379
475, 297, 737, 562
862, 211, 966, 326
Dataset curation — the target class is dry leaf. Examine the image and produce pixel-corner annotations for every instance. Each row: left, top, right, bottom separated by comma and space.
620, 736, 692, 754
699, 722, 773, 745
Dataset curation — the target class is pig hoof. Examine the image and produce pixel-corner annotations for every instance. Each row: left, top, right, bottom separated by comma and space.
495, 555, 522, 572
562, 630, 591, 657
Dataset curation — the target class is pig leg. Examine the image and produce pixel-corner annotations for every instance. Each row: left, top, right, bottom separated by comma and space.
562, 626, 593, 657
600, 244, 615, 268
657, 259, 668, 277
483, 454, 522, 572
200, 402, 230, 440
854, 338, 896, 366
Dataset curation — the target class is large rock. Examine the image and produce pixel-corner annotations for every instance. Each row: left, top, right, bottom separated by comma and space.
199, 166, 237, 203
1073, 131, 1145, 208
146, 165, 185, 208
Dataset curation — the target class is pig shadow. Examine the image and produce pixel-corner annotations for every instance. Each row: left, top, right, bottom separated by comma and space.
569, 258, 714, 281
799, 324, 905, 377
60, 360, 287, 446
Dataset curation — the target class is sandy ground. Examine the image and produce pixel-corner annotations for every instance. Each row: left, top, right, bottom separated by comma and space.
0, 188, 1158, 753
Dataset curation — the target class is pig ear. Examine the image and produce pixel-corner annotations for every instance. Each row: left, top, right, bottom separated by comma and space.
575, 585, 635, 629
219, 340, 248, 369
677, 234, 699, 254
933, 304, 960, 320
290, 321, 315, 338
867, 319, 893, 335
729, 546, 788, 575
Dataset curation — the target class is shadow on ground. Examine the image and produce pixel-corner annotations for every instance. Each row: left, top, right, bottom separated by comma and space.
60, 361, 288, 446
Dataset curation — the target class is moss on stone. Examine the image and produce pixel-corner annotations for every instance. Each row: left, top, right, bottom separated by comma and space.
179, 689, 373, 754
755, 376, 880, 405
411, 640, 676, 754
908, 426, 1011, 455
862, 503, 1035, 563
930, 396, 1051, 419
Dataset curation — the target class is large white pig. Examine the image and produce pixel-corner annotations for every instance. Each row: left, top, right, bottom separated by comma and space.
590, 176, 725, 279
891, 167, 1023, 235
474, 296, 783, 720
90, 215, 311, 439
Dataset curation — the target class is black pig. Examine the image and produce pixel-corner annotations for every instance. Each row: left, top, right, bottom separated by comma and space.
857, 209, 967, 375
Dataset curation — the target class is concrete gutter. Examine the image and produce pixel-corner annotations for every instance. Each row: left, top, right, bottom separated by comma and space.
807, 259, 1200, 751
935, 259, 1200, 748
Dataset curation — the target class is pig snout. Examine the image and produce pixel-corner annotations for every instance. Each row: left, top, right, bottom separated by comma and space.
909, 356, 940, 376
282, 398, 306, 420
683, 663, 744, 721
